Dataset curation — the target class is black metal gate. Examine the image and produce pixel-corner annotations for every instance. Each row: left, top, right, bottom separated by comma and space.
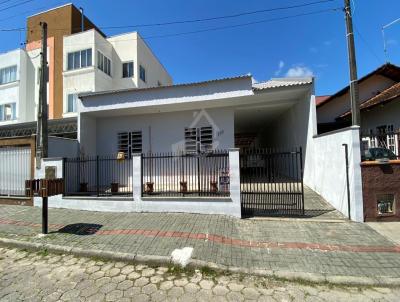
240, 148, 304, 217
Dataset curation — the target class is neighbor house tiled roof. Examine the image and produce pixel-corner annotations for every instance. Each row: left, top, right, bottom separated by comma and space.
338, 82, 400, 119
316, 95, 331, 106
252, 78, 313, 90
317, 63, 400, 108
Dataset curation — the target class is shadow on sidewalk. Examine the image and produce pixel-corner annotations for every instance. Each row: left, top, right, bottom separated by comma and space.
54, 223, 103, 235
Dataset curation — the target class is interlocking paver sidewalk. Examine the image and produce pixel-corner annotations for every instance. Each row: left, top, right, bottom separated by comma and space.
0, 205, 400, 285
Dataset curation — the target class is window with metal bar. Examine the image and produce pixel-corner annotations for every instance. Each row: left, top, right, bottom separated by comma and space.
118, 131, 142, 157
184, 127, 213, 153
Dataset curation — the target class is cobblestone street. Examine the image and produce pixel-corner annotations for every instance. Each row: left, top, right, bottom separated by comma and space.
0, 247, 399, 302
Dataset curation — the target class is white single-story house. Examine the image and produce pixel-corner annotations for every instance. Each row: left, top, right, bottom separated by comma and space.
35, 75, 364, 222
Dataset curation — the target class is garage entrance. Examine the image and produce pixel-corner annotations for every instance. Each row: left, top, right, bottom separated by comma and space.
240, 148, 304, 217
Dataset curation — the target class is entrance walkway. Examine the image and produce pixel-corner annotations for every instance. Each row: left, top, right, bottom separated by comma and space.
303, 186, 346, 220
0, 205, 399, 285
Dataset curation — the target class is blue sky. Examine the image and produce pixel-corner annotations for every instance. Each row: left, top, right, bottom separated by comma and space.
0, 0, 399, 95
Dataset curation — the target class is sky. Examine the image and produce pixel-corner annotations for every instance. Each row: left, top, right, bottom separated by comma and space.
0, 0, 399, 95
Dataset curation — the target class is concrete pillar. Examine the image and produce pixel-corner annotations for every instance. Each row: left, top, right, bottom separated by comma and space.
132, 153, 142, 203
229, 148, 241, 218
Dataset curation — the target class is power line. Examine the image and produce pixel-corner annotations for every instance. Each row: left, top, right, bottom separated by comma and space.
0, 0, 15, 6
353, 24, 384, 64
0, 0, 336, 32
0, 0, 36, 13
100, 0, 335, 30
0, 0, 65, 23
58, 7, 341, 47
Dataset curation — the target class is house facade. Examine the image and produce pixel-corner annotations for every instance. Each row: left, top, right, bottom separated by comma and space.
316, 63, 400, 222
32, 75, 364, 222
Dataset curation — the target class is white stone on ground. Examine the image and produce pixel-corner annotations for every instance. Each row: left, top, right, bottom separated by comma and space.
171, 247, 193, 268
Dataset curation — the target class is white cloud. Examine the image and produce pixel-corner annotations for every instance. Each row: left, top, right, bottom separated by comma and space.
309, 47, 318, 53
285, 65, 314, 77
274, 60, 285, 76
323, 40, 332, 46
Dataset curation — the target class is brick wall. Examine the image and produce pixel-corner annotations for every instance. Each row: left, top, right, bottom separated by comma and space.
362, 161, 400, 221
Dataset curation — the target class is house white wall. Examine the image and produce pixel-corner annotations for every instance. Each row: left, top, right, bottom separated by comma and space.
267, 91, 312, 155
305, 88, 363, 221
317, 75, 396, 124
0, 49, 22, 126
136, 34, 172, 88
84, 107, 235, 155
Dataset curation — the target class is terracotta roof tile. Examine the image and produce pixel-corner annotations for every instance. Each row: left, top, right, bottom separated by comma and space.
338, 82, 400, 119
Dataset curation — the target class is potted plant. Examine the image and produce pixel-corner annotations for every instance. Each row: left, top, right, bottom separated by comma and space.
210, 180, 218, 193
145, 182, 154, 193
180, 181, 188, 193
111, 182, 119, 193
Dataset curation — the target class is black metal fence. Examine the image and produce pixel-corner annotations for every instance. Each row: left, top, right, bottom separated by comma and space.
240, 147, 304, 217
0, 145, 31, 197
142, 151, 230, 197
63, 155, 133, 196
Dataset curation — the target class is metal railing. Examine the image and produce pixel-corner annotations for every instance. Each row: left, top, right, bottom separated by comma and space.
0, 146, 31, 197
141, 151, 230, 197
361, 131, 400, 158
63, 155, 133, 196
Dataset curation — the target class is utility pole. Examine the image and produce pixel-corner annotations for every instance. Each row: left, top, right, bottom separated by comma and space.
36, 22, 49, 234
344, 0, 360, 126
36, 22, 48, 169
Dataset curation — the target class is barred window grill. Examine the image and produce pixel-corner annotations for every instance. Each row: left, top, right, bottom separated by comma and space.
185, 126, 213, 153
377, 194, 395, 215
118, 131, 142, 157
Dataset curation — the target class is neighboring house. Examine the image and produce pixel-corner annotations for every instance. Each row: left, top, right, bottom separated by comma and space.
0, 49, 31, 126
62, 30, 172, 117
0, 3, 172, 127
317, 63, 400, 154
317, 63, 400, 222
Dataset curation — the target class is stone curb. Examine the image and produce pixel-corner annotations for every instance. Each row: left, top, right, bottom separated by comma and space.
0, 237, 399, 287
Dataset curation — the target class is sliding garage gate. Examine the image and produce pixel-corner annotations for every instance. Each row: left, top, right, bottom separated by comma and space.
0, 145, 31, 197
240, 148, 304, 217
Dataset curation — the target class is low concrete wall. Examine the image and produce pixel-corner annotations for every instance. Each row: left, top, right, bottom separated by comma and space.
304, 126, 363, 222
34, 149, 242, 218
362, 161, 400, 222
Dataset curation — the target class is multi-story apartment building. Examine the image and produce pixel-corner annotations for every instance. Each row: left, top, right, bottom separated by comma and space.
63, 30, 172, 117
0, 3, 172, 126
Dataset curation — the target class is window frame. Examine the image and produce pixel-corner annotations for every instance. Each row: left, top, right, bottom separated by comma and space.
139, 65, 146, 82
0, 103, 16, 121
122, 61, 134, 78
184, 126, 213, 154
118, 131, 143, 158
0, 65, 17, 85
97, 50, 111, 76
66, 48, 92, 71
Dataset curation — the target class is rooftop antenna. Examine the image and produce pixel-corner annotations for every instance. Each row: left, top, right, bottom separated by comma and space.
79, 7, 84, 32
382, 17, 400, 62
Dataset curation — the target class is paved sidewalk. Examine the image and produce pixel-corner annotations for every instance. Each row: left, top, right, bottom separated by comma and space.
367, 222, 400, 245
0, 205, 400, 286
1, 247, 399, 302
